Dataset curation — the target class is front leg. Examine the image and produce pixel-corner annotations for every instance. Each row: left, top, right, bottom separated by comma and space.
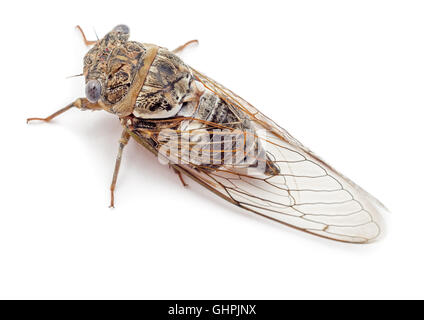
27, 98, 103, 123
172, 39, 199, 54
76, 25, 98, 46
109, 129, 131, 208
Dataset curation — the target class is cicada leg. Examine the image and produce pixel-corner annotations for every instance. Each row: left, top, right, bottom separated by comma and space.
26, 98, 103, 123
109, 130, 131, 208
171, 166, 188, 187
172, 40, 199, 54
76, 25, 98, 46
181, 81, 204, 111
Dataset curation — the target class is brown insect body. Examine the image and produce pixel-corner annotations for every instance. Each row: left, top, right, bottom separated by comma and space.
27, 25, 386, 243
83, 31, 159, 116
83, 27, 270, 173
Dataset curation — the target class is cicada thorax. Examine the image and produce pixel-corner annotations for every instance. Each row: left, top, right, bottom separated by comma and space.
83, 30, 136, 91
83, 29, 159, 117
103, 41, 147, 105
132, 48, 193, 119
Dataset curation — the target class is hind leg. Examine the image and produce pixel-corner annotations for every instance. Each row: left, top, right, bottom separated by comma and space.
172, 167, 188, 187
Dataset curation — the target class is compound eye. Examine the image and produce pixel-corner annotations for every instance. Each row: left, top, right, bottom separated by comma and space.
113, 24, 130, 34
85, 79, 102, 103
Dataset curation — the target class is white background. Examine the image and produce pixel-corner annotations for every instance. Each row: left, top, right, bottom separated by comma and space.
1, 0, 423, 299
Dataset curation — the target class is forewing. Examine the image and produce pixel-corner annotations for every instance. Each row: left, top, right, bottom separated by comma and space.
188, 68, 385, 243
130, 67, 386, 243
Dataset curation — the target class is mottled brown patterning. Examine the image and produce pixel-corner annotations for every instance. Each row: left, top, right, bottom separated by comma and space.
27, 25, 387, 243
133, 48, 192, 119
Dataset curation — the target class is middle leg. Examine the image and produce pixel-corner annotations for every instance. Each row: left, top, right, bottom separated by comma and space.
109, 129, 131, 208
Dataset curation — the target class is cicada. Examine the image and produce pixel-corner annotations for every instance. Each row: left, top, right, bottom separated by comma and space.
27, 25, 386, 243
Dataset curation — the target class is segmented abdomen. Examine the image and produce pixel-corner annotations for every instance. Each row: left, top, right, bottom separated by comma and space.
174, 91, 278, 174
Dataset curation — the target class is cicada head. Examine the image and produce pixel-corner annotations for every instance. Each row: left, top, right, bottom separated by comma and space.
82, 25, 147, 109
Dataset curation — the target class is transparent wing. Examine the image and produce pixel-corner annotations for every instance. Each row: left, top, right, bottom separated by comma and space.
189, 67, 386, 243
130, 68, 386, 243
